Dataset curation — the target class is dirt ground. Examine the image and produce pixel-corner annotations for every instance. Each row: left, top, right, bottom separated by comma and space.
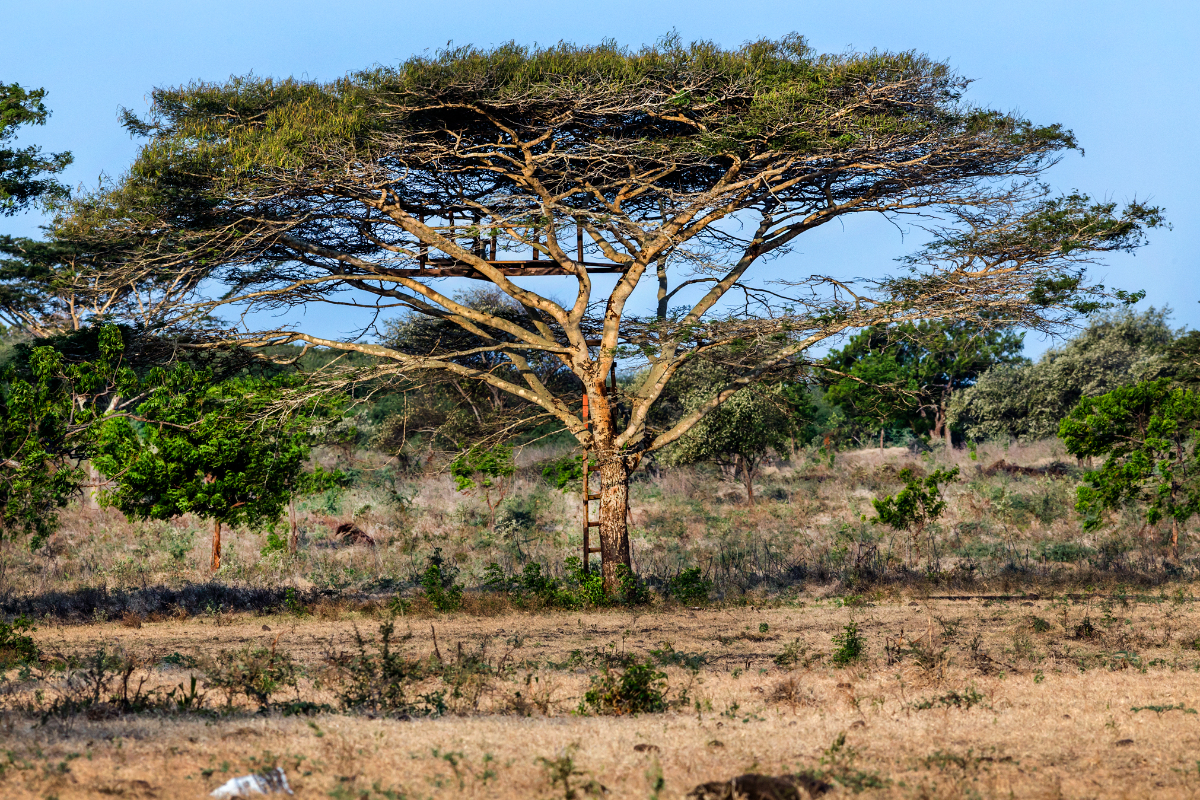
5, 592, 1200, 799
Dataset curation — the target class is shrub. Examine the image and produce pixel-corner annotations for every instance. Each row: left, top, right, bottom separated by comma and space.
565, 556, 608, 607
334, 620, 437, 716
668, 567, 712, 604
831, 621, 865, 666
0, 616, 38, 667
203, 643, 297, 709
260, 530, 289, 557
421, 549, 464, 612
580, 656, 667, 715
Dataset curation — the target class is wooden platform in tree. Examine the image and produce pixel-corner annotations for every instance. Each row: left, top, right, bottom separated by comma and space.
396, 258, 626, 279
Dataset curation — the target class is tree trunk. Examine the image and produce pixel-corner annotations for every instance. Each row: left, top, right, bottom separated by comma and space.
288, 497, 298, 555
738, 454, 755, 505
210, 519, 222, 572
596, 451, 633, 593
942, 389, 953, 450
1171, 517, 1180, 561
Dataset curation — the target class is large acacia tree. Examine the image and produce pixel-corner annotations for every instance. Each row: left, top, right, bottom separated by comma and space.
57, 37, 1162, 589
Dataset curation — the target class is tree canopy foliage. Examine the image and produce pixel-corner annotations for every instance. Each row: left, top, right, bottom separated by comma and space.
824, 319, 1026, 447
951, 309, 1175, 441
1060, 378, 1200, 554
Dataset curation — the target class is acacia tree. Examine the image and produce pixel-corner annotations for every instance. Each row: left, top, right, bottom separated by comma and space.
57, 38, 1163, 590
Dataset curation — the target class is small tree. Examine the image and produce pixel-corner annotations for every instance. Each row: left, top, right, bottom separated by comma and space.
1059, 378, 1200, 557
871, 466, 959, 567
94, 370, 321, 571
450, 443, 515, 529
664, 380, 811, 503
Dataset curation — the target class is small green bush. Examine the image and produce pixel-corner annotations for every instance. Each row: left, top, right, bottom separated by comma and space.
0, 616, 38, 667
261, 530, 289, 557
421, 549, 464, 612
668, 567, 712, 604
580, 657, 667, 715
203, 644, 298, 709
831, 621, 865, 666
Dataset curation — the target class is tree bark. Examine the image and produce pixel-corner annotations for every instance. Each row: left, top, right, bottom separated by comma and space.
210, 519, 222, 572
288, 497, 298, 555
597, 451, 633, 593
942, 388, 953, 450
738, 454, 755, 505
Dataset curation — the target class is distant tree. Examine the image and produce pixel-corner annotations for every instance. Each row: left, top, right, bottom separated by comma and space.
450, 443, 515, 529
94, 369, 331, 571
952, 308, 1175, 442
0, 83, 72, 216
825, 319, 1026, 448
1059, 378, 1200, 557
663, 376, 814, 503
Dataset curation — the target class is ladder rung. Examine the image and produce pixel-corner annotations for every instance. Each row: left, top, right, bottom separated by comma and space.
586, 547, 602, 554
586, 493, 601, 501
587, 465, 602, 472
586, 520, 600, 527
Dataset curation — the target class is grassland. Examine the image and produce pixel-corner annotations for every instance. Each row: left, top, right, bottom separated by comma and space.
2, 440, 1199, 798
5, 594, 1200, 799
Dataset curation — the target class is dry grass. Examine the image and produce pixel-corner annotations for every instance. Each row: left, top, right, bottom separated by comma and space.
2, 440, 1199, 796
5, 595, 1200, 798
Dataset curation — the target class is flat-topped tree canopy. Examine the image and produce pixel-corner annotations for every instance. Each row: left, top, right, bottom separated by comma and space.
56, 35, 1164, 589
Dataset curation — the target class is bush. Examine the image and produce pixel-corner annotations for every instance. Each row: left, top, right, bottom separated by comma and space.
580, 657, 667, 715
203, 643, 297, 709
334, 620, 438, 716
260, 530, 289, 557
564, 556, 608, 607
668, 567, 712, 604
421, 549, 464, 612
0, 616, 38, 667
831, 621, 865, 666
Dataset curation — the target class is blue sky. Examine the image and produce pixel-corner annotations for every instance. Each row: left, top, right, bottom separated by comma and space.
3, 0, 1196, 357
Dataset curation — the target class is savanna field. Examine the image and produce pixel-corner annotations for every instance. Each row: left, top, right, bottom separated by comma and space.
4, 439, 1200, 800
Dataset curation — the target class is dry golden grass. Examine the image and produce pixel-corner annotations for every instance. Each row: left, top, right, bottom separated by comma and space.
6, 593, 1200, 798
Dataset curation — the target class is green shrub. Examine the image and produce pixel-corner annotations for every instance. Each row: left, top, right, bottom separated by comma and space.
261, 530, 289, 557
565, 556, 608, 607
831, 621, 865, 666
203, 644, 297, 709
334, 620, 439, 716
0, 616, 38, 667
668, 567, 712, 604
580, 657, 667, 715
421, 548, 464, 612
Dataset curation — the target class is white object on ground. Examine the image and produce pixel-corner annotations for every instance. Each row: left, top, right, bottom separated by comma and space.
210, 767, 294, 798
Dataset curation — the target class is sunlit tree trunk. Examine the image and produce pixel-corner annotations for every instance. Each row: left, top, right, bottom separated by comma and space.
210, 519, 222, 572
589, 383, 635, 592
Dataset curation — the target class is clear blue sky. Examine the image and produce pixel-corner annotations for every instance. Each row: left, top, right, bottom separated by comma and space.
3, 0, 1196, 357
